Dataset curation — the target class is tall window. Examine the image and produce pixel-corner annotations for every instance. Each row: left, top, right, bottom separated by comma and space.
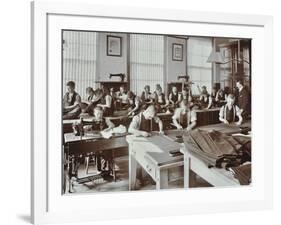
187, 37, 212, 95
219, 47, 232, 88
130, 34, 165, 96
62, 31, 97, 99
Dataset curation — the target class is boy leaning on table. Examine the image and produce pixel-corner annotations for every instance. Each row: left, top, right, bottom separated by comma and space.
219, 94, 243, 126
128, 104, 164, 188
128, 104, 164, 137
172, 99, 197, 132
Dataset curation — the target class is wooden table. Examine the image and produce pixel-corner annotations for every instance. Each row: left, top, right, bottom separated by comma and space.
181, 149, 240, 188
64, 132, 128, 192
195, 108, 220, 126
181, 122, 251, 188
126, 134, 183, 190
197, 121, 251, 134
62, 115, 132, 134
151, 108, 220, 131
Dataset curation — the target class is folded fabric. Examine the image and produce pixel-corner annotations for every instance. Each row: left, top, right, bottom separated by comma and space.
184, 129, 250, 168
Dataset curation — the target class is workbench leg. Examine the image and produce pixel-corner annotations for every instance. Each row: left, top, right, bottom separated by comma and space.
189, 170, 197, 187
112, 151, 116, 182
68, 157, 74, 193
85, 156, 89, 175
129, 151, 137, 190
184, 155, 190, 189
156, 169, 169, 190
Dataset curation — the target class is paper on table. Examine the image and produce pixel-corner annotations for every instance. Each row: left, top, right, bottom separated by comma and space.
100, 125, 127, 139
100, 130, 113, 139
112, 125, 127, 134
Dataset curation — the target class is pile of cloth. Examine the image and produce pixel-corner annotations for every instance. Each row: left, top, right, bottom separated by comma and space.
183, 129, 251, 185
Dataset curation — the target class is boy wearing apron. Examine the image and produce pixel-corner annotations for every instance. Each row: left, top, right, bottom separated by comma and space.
172, 99, 197, 131
219, 94, 243, 125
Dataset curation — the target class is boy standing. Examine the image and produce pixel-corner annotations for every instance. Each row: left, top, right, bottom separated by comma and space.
219, 94, 243, 125
236, 80, 250, 118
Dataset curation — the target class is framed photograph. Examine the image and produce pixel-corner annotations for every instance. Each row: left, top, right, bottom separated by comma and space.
172, 43, 183, 61
107, 35, 122, 56
31, 1, 273, 224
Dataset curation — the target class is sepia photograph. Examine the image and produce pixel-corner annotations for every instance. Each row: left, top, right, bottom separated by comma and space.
62, 30, 252, 194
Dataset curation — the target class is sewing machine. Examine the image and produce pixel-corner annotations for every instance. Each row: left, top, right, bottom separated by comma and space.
109, 73, 125, 82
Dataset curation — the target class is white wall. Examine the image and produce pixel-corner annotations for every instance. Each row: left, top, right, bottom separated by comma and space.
96, 32, 128, 82
1, 1, 280, 225
166, 36, 187, 82
96, 34, 188, 85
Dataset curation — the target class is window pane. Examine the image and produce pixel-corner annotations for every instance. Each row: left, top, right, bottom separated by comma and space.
63, 31, 97, 100
130, 34, 164, 96
188, 37, 212, 95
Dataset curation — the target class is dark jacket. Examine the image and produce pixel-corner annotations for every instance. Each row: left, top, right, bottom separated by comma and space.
237, 87, 249, 115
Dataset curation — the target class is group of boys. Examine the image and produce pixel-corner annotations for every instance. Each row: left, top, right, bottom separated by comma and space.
63, 80, 250, 137
63, 80, 250, 178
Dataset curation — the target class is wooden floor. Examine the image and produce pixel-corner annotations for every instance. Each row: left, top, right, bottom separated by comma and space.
65, 156, 211, 194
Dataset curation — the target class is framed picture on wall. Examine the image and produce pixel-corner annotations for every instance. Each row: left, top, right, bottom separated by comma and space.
31, 1, 273, 224
107, 35, 122, 56
172, 43, 183, 61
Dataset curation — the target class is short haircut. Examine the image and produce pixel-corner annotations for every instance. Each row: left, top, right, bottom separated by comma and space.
228, 94, 235, 99
95, 88, 103, 96
127, 91, 135, 99
144, 85, 150, 90
224, 86, 230, 94
103, 87, 110, 95
156, 84, 162, 92
236, 79, 244, 85
86, 87, 94, 93
66, 81, 75, 88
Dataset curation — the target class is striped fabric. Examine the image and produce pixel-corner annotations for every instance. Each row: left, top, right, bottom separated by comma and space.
62, 31, 97, 100
130, 34, 165, 96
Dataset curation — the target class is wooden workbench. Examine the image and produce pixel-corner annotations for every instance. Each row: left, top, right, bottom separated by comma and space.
63, 107, 221, 134
181, 122, 251, 188
126, 134, 183, 190
64, 132, 128, 193
151, 108, 221, 130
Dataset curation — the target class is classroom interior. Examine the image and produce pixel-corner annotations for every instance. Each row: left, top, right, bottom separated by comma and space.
62, 30, 252, 194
